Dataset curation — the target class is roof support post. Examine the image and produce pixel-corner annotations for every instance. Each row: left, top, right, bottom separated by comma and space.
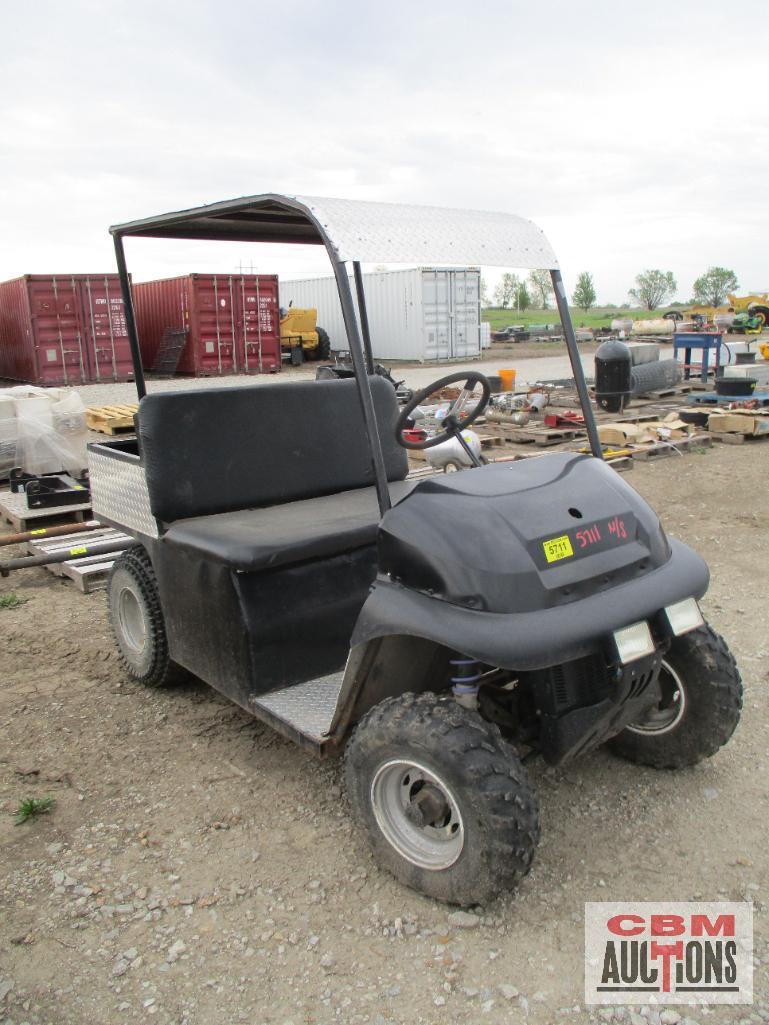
352, 262, 375, 374
550, 269, 603, 459
331, 258, 392, 515
113, 233, 147, 400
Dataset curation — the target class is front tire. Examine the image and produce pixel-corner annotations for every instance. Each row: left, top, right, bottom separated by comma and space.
345, 692, 540, 905
107, 545, 182, 688
608, 625, 742, 769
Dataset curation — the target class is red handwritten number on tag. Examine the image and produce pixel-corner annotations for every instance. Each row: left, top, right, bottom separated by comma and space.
608, 516, 627, 540
576, 524, 602, 548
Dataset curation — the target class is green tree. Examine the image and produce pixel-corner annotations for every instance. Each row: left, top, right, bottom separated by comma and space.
692, 267, 739, 307
628, 269, 677, 310
572, 272, 597, 311
528, 269, 554, 309
493, 272, 521, 309
515, 281, 531, 311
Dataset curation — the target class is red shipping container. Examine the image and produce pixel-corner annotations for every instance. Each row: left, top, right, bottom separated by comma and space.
0, 274, 135, 386
132, 273, 281, 375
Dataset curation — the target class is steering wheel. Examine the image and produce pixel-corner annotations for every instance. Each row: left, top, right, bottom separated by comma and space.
395, 371, 492, 450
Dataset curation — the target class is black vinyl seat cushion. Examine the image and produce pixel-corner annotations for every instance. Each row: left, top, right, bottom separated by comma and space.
164, 480, 417, 571
137, 376, 408, 524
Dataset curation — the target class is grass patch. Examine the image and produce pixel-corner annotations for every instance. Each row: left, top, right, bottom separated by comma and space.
482, 306, 665, 331
14, 796, 55, 825
0, 593, 27, 610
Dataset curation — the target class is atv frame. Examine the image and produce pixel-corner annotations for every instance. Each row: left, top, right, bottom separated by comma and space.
92, 195, 741, 904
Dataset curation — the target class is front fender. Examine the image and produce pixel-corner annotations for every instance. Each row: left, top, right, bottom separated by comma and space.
351, 538, 708, 673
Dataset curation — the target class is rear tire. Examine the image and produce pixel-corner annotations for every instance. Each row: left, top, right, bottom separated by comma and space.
608, 625, 741, 769
345, 692, 540, 905
107, 545, 182, 688
314, 326, 331, 361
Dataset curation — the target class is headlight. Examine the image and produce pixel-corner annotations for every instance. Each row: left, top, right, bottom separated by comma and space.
613, 621, 655, 664
664, 597, 704, 637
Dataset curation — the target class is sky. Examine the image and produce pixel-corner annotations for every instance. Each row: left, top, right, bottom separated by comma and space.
2, 0, 768, 306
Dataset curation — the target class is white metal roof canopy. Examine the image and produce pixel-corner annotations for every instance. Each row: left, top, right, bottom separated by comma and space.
110, 194, 559, 269
110, 191, 602, 484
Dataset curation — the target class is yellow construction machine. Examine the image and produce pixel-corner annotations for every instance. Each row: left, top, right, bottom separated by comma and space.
279, 304, 331, 362
682, 293, 769, 330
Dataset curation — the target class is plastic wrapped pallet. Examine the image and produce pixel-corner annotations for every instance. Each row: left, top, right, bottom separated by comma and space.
0, 394, 16, 475
0, 386, 88, 477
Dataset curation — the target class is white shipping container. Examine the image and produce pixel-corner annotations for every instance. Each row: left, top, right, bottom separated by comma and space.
279, 267, 481, 362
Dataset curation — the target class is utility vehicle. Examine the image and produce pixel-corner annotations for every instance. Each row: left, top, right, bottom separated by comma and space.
92, 195, 742, 905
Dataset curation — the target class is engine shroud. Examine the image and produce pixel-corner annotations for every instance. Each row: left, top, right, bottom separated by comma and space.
378, 455, 670, 614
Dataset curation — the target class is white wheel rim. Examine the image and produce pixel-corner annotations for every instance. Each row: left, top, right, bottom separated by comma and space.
117, 585, 147, 654
370, 759, 465, 870
626, 659, 686, 736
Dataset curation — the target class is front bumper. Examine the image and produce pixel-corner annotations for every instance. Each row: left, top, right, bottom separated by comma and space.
353, 539, 709, 672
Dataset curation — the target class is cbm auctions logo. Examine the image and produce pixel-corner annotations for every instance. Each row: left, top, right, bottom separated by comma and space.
585, 902, 753, 1005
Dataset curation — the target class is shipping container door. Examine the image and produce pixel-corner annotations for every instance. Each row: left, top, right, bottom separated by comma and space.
422, 270, 452, 360
192, 276, 237, 374
235, 276, 280, 373
450, 271, 480, 358
80, 277, 132, 381
27, 277, 89, 385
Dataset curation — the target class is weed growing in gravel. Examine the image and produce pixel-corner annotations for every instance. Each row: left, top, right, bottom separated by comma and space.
0, 593, 27, 609
14, 797, 55, 825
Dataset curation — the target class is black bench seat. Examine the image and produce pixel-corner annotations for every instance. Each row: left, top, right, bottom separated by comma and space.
134, 376, 412, 571
164, 480, 416, 571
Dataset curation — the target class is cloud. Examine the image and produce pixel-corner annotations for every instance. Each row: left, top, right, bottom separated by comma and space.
1, 0, 767, 303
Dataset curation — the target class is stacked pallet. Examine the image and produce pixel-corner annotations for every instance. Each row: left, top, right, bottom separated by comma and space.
22, 524, 131, 592
85, 404, 139, 435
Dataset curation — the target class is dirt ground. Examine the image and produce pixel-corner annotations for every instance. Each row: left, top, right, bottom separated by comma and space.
1, 443, 767, 1025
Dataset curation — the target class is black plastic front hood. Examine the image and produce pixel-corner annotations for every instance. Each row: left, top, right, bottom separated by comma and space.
378, 454, 671, 614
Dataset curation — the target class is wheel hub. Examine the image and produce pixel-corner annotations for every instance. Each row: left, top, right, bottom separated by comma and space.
371, 760, 465, 870
404, 782, 450, 828
626, 659, 686, 736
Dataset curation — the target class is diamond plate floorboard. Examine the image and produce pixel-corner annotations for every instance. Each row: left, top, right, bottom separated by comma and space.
252, 672, 345, 742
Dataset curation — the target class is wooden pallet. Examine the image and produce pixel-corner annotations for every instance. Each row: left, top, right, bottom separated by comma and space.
476, 434, 505, 450
709, 430, 769, 445
24, 526, 131, 592
85, 404, 139, 435
495, 424, 586, 447
630, 434, 712, 461
644, 384, 693, 399
594, 410, 665, 425
0, 490, 93, 533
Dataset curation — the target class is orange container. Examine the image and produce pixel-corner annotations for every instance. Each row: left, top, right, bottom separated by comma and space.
498, 368, 517, 392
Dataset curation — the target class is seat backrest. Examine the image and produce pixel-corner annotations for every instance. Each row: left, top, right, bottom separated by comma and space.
136, 376, 408, 523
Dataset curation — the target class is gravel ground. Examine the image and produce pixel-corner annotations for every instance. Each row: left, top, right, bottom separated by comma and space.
55, 349, 596, 409
1, 432, 767, 1024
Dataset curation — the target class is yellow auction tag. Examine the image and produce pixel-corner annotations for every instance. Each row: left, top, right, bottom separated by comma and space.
69, 546, 88, 556
542, 534, 574, 563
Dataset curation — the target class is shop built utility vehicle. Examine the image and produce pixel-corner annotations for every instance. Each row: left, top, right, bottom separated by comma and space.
91, 195, 742, 905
